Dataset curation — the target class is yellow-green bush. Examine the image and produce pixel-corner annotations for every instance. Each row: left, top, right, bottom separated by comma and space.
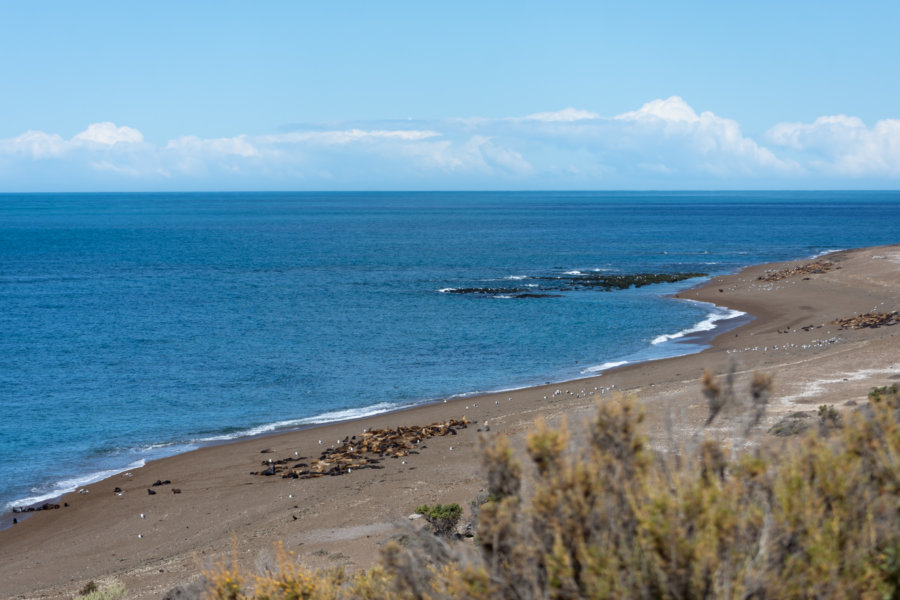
203, 377, 900, 599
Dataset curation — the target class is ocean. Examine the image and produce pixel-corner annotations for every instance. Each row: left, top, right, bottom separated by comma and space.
1, 190, 899, 512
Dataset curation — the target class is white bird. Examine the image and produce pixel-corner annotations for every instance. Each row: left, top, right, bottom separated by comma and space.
401, 461, 407, 465
138, 534, 143, 538
318, 440, 323, 444
140, 513, 145, 519
288, 494, 294, 499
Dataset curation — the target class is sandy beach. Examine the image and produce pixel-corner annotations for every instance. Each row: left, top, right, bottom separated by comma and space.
1, 244, 898, 600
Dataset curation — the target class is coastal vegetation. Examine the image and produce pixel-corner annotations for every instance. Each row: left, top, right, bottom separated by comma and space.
198, 374, 900, 599
415, 503, 463, 538
74, 581, 125, 600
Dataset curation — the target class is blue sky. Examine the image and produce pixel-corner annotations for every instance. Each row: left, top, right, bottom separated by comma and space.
2, 1, 899, 191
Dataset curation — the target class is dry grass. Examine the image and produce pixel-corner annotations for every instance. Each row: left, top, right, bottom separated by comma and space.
202, 372, 900, 599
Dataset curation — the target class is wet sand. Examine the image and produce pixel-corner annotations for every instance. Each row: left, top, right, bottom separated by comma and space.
1, 244, 898, 600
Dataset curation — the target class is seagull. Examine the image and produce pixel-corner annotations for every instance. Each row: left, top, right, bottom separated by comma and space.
138, 534, 143, 539
140, 513, 145, 519
288, 494, 294, 499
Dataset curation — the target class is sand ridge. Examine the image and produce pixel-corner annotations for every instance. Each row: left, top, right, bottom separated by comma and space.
0, 244, 898, 600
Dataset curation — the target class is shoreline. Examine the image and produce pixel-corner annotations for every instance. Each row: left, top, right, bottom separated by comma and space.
1, 243, 898, 600
2, 276, 746, 521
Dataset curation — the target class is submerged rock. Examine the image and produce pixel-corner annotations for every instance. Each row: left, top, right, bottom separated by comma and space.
440, 271, 706, 298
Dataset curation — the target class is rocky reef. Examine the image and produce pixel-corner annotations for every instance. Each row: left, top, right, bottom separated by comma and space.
441, 271, 707, 298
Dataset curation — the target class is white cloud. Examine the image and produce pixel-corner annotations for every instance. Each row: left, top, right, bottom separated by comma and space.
73, 122, 144, 146
2, 100, 899, 189
2, 130, 67, 158
615, 96, 700, 123
525, 108, 600, 122
610, 96, 794, 175
264, 129, 441, 145
165, 135, 259, 157
398, 135, 532, 175
767, 115, 900, 176
0, 122, 144, 160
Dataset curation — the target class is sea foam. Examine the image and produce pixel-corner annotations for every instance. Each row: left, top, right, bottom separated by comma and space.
197, 402, 399, 442
651, 305, 746, 345
5, 459, 146, 513
582, 360, 630, 374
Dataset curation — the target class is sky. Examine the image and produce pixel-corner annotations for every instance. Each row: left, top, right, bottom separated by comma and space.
1, 1, 899, 191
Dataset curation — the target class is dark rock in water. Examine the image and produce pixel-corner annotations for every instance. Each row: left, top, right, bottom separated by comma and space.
147, 488, 157, 495
445, 286, 525, 295
511, 293, 563, 298
440, 272, 707, 298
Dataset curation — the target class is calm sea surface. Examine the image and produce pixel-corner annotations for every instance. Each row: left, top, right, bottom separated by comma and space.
2, 191, 899, 511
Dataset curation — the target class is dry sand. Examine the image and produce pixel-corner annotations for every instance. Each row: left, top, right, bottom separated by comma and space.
1, 244, 898, 600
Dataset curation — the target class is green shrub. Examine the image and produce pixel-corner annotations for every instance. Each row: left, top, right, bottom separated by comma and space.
75, 582, 125, 600
869, 383, 899, 404
415, 502, 463, 537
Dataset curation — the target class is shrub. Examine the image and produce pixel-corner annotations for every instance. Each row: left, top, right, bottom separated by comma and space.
75, 582, 125, 600
869, 383, 899, 404
416, 503, 463, 537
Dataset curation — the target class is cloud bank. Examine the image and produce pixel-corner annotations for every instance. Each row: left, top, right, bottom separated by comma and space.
1, 98, 898, 190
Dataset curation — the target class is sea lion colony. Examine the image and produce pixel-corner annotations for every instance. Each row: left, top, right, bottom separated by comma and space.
832, 311, 900, 329
757, 260, 834, 282
251, 417, 471, 479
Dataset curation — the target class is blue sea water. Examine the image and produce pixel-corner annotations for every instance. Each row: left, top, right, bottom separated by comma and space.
1, 190, 899, 512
